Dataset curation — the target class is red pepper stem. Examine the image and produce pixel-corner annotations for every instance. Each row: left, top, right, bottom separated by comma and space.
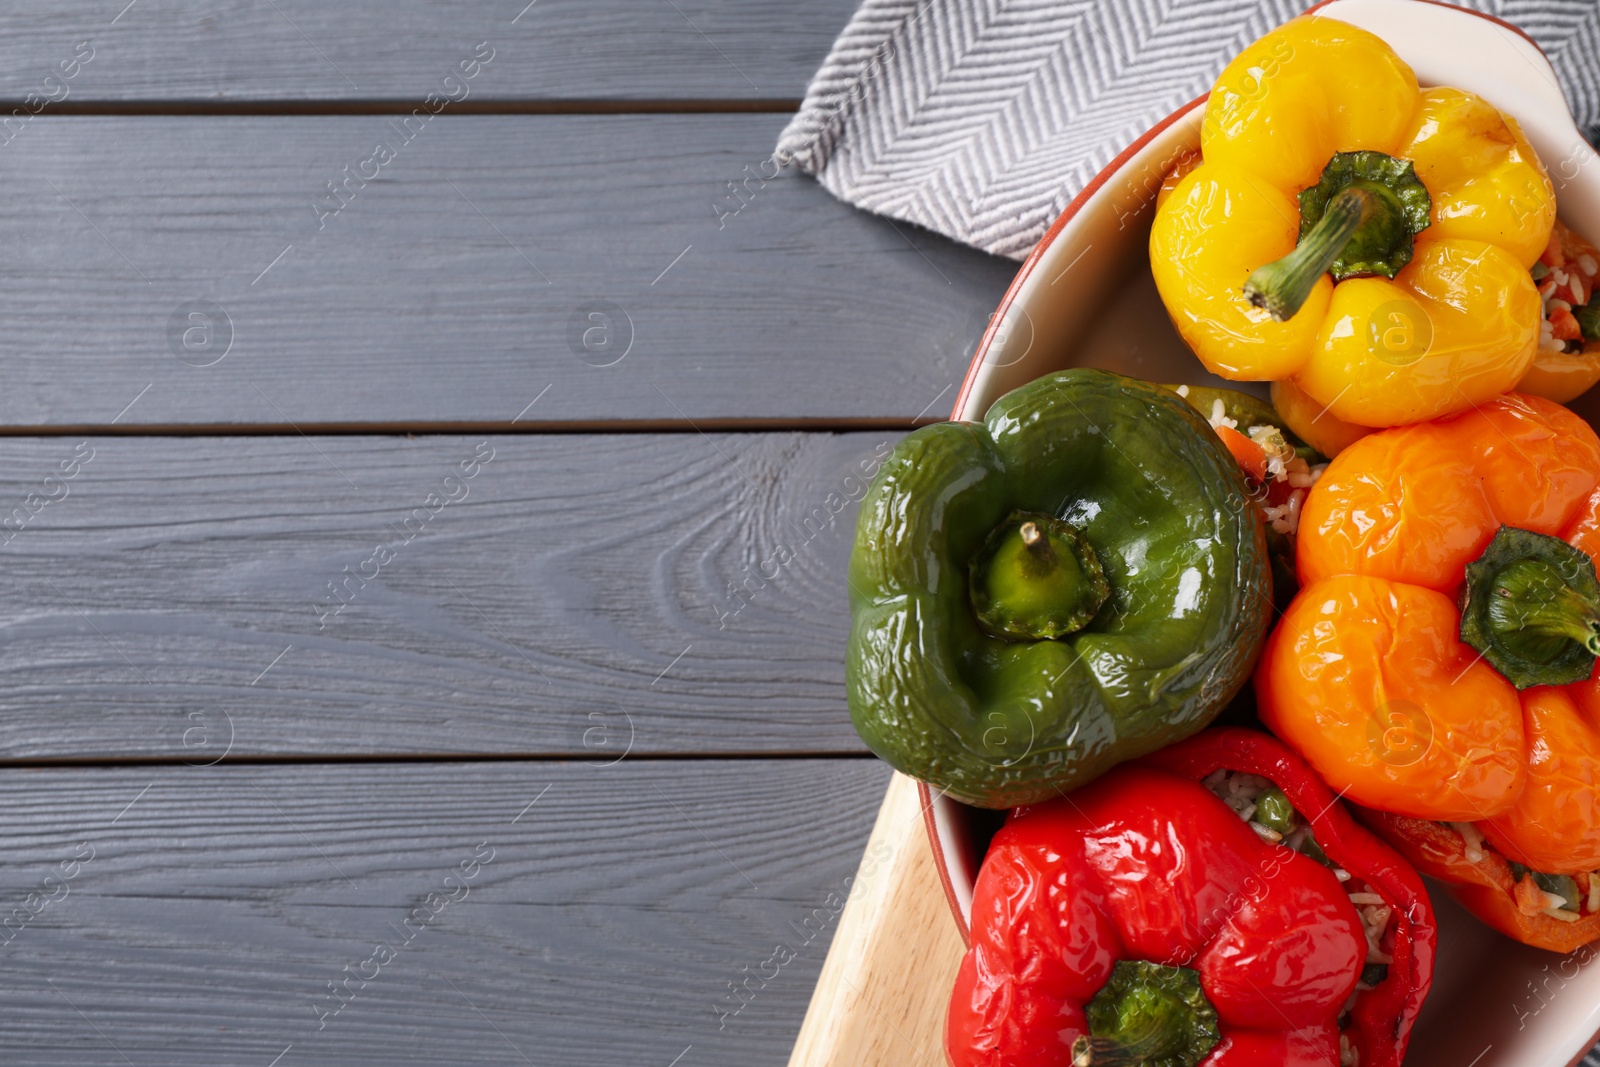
1072, 1034, 1162, 1067
1244, 185, 1377, 322
1079, 960, 1219, 1067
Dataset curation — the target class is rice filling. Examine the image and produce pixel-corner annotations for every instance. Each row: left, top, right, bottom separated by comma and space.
1442, 822, 1598, 923
1202, 769, 1394, 970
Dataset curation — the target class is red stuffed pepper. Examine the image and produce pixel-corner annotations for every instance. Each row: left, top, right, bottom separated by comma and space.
946, 728, 1435, 1067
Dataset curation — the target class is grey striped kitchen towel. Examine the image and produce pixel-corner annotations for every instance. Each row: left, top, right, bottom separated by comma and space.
776, 0, 1600, 261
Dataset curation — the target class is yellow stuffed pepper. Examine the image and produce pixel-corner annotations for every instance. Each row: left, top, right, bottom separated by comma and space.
1151, 17, 1556, 435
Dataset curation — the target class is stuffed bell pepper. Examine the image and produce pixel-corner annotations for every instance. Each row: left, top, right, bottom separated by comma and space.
848, 369, 1271, 809
1521, 219, 1600, 403
1151, 17, 1556, 432
1167, 383, 1329, 604
1258, 393, 1600, 950
947, 728, 1435, 1067
1269, 218, 1600, 458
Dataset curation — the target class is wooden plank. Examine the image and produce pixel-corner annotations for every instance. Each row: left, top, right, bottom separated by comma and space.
0, 431, 891, 759
0, 757, 891, 1065
787, 772, 964, 1067
0, 115, 1013, 429
0, 1, 856, 102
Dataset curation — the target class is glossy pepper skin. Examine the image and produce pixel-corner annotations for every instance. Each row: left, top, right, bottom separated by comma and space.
847, 370, 1270, 809
947, 728, 1435, 1067
1258, 393, 1600, 879
1150, 17, 1554, 429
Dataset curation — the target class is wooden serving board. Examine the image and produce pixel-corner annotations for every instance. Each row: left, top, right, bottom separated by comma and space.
787, 772, 965, 1067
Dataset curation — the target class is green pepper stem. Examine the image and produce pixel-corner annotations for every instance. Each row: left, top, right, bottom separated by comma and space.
1244, 185, 1376, 321
1018, 520, 1054, 568
969, 511, 1109, 642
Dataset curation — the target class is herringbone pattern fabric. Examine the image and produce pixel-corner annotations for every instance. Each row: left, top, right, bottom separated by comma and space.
778, 0, 1600, 260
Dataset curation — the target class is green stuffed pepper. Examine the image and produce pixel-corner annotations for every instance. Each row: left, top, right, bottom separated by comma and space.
847, 369, 1271, 808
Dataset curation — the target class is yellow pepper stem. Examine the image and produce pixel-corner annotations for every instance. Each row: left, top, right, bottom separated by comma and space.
1243, 185, 1378, 322
1243, 151, 1430, 322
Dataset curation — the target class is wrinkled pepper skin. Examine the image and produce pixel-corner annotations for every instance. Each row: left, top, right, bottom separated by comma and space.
847, 370, 1270, 809
947, 728, 1435, 1067
1150, 17, 1554, 429
1258, 394, 1600, 876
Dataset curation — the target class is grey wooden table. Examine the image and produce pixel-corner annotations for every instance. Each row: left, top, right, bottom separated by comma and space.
0, 2, 1019, 1064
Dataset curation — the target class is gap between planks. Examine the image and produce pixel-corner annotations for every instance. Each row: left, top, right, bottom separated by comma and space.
0, 751, 882, 770
15, 99, 803, 116
0, 417, 938, 438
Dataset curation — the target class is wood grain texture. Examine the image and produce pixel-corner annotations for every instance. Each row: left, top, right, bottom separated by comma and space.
0, 757, 892, 1065
0, 1, 855, 102
0, 115, 1012, 429
787, 773, 964, 1067
0, 431, 893, 759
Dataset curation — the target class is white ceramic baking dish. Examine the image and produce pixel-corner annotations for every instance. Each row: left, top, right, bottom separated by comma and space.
924, 2, 1600, 1065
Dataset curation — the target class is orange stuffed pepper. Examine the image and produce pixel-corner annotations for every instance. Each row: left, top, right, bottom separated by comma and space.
1257, 393, 1600, 950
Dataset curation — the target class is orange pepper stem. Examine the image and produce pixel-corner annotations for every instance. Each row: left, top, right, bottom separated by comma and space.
1460, 525, 1600, 689
1244, 185, 1377, 322
1487, 559, 1600, 651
